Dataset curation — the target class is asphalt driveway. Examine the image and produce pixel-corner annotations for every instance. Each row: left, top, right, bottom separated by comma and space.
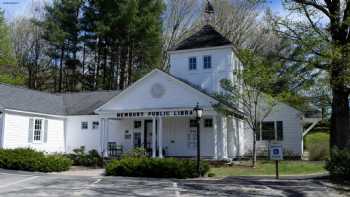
0, 169, 348, 197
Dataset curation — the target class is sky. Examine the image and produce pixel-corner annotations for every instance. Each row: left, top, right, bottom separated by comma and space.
0, 0, 287, 22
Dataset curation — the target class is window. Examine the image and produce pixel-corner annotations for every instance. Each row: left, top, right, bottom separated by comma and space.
92, 121, 99, 129
189, 57, 197, 70
203, 55, 211, 69
258, 121, 284, 141
33, 119, 43, 142
81, 121, 88, 130
261, 122, 275, 140
204, 118, 213, 128
134, 121, 142, 129
190, 119, 198, 128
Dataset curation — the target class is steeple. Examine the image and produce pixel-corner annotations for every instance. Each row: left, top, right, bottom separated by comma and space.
204, 0, 214, 24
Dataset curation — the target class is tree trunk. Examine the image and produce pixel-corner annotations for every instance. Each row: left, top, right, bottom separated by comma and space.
330, 86, 350, 150
252, 129, 257, 168
128, 44, 133, 86
58, 46, 65, 93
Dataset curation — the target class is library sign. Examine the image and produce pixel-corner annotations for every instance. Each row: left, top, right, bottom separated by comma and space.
116, 110, 194, 118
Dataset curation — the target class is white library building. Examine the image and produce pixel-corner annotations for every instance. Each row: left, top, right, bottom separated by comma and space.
0, 25, 318, 160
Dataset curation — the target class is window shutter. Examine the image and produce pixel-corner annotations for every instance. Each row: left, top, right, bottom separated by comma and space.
28, 118, 33, 143
44, 119, 48, 143
277, 121, 283, 141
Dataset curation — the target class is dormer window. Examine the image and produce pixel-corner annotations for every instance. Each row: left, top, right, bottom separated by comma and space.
203, 55, 211, 69
189, 57, 197, 70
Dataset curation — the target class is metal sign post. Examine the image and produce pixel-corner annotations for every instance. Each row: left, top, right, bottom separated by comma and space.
270, 144, 283, 179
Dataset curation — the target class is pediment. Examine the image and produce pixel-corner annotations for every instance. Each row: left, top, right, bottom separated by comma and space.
96, 70, 217, 113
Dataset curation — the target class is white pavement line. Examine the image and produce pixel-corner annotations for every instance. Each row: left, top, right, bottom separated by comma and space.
184, 182, 325, 189
92, 178, 102, 184
0, 172, 34, 176
0, 176, 39, 188
173, 182, 181, 197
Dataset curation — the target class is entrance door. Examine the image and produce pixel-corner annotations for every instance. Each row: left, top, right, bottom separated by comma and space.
144, 120, 153, 150
133, 132, 141, 148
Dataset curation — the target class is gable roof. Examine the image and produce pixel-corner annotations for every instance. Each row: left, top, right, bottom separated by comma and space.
0, 84, 65, 115
170, 25, 232, 51
0, 83, 120, 116
61, 91, 120, 115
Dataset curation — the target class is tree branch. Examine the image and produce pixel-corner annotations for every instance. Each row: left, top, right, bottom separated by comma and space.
292, 0, 330, 18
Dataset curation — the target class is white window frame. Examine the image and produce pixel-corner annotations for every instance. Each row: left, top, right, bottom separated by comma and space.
204, 118, 213, 128
188, 57, 197, 70
258, 121, 283, 141
33, 118, 44, 143
81, 121, 88, 130
203, 55, 211, 69
92, 121, 99, 129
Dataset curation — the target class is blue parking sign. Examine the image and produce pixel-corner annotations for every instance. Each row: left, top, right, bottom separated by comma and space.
270, 144, 283, 160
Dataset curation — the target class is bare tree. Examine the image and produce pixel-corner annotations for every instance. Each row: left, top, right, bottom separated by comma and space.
208, 0, 281, 55
11, 18, 51, 89
161, 0, 200, 71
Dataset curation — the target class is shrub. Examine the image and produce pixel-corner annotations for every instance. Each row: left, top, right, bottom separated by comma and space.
326, 148, 350, 180
308, 143, 329, 161
66, 146, 102, 167
0, 148, 72, 172
207, 172, 215, 177
122, 148, 147, 158
105, 157, 210, 179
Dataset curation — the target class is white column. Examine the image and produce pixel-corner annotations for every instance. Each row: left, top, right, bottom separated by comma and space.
219, 116, 228, 159
152, 117, 157, 158
100, 118, 105, 155
213, 116, 218, 160
236, 119, 241, 157
227, 118, 234, 158
158, 117, 163, 158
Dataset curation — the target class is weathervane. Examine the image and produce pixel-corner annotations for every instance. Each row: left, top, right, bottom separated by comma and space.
204, 0, 214, 25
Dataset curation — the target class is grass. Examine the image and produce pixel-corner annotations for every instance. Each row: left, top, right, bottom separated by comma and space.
210, 160, 326, 177
304, 131, 330, 161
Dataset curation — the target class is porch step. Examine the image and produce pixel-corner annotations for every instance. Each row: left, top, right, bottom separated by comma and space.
302, 151, 310, 160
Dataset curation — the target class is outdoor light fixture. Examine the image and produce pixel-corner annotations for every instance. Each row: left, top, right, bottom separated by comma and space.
193, 102, 203, 176
194, 103, 203, 120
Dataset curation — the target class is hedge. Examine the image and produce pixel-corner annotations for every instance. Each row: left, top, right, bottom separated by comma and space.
66, 146, 102, 167
0, 148, 72, 172
326, 148, 350, 180
105, 157, 210, 178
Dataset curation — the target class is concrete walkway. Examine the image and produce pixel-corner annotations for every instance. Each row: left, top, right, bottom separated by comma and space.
50, 166, 105, 177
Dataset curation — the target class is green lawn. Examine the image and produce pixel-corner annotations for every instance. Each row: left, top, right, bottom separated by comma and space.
304, 131, 330, 161
210, 160, 326, 177
304, 131, 330, 150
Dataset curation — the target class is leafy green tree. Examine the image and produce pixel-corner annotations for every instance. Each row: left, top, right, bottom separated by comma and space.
81, 0, 163, 90
0, 9, 23, 85
278, 0, 350, 150
215, 49, 295, 167
0, 9, 15, 66
40, 0, 83, 92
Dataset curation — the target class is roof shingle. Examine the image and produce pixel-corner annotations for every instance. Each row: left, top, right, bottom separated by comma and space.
0, 83, 120, 115
170, 25, 232, 51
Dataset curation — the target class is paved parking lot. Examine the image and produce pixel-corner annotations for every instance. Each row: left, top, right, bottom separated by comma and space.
0, 169, 348, 197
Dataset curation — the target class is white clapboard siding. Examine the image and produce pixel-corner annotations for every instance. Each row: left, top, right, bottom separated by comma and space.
256, 103, 303, 156
65, 115, 104, 153
0, 114, 3, 148
2, 112, 65, 153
